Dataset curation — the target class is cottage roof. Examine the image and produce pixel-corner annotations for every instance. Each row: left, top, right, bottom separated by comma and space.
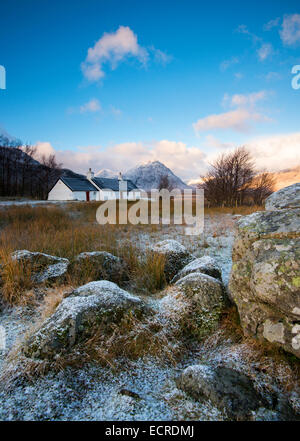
60, 176, 98, 192
92, 177, 138, 191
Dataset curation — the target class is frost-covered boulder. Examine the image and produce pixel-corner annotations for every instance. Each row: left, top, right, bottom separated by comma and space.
229, 207, 300, 358
73, 251, 126, 283
159, 272, 225, 339
151, 240, 193, 282
176, 364, 267, 420
10, 250, 69, 284
171, 256, 222, 283
23, 281, 146, 359
265, 183, 300, 211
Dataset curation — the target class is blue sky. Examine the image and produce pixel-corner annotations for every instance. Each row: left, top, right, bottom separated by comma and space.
0, 0, 300, 180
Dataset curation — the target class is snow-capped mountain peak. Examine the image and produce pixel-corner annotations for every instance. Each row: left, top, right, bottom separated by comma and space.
96, 168, 118, 179
124, 160, 191, 191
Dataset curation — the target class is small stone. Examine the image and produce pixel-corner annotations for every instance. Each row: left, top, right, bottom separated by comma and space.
171, 256, 222, 283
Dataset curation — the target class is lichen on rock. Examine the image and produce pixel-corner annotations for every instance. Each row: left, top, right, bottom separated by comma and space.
159, 272, 226, 340
151, 239, 193, 282
229, 185, 300, 358
23, 281, 147, 359
265, 183, 300, 211
10, 250, 69, 284
72, 251, 127, 283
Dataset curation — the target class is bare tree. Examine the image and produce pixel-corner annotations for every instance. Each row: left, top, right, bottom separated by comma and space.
200, 147, 256, 207
250, 171, 276, 205
0, 137, 62, 199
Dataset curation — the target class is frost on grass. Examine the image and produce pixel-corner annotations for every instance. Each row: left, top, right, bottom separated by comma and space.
0, 360, 224, 421
10, 250, 69, 284
22, 281, 146, 359
1, 211, 299, 421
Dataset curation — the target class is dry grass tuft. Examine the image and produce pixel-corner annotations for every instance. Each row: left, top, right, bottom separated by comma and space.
0, 249, 35, 305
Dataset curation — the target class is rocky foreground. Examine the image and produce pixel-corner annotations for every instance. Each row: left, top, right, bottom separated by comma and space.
0, 184, 299, 421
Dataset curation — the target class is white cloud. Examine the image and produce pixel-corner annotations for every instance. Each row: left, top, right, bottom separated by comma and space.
236, 24, 261, 44
34, 132, 300, 182
201, 132, 300, 173
193, 108, 270, 133
110, 105, 122, 117
32, 142, 56, 160
195, 90, 271, 134
82, 26, 148, 82
205, 134, 235, 150
257, 43, 273, 61
81, 26, 171, 83
264, 71, 282, 81
80, 98, 101, 113
234, 72, 243, 80
220, 56, 239, 71
263, 18, 280, 31
280, 14, 300, 46
150, 47, 173, 65
224, 90, 267, 107
245, 132, 300, 171
199, 132, 300, 176
236, 24, 274, 62
34, 140, 207, 181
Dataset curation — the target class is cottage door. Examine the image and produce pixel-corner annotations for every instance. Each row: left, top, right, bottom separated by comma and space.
86, 191, 90, 202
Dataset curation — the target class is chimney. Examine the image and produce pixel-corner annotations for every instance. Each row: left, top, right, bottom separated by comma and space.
118, 172, 123, 181
87, 168, 94, 180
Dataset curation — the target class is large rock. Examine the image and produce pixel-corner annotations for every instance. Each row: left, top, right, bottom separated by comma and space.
73, 251, 126, 283
265, 183, 300, 211
23, 281, 146, 359
151, 240, 193, 282
171, 256, 222, 283
229, 207, 300, 357
159, 272, 225, 340
176, 364, 267, 419
10, 250, 69, 284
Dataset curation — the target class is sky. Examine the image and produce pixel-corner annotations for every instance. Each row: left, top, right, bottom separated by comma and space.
0, 0, 300, 182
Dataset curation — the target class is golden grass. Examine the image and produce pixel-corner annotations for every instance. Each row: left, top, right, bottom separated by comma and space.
204, 204, 264, 216
0, 202, 263, 306
0, 204, 169, 304
0, 249, 35, 304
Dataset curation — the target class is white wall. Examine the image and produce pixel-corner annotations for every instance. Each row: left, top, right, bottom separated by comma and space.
96, 190, 142, 201
73, 191, 88, 201
99, 190, 119, 200
48, 180, 74, 200
48, 180, 98, 201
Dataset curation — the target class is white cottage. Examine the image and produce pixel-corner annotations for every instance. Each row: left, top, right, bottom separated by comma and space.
48, 169, 141, 201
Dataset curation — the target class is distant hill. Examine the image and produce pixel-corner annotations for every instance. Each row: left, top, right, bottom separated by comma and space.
270, 166, 300, 191
124, 161, 191, 191
0, 146, 61, 199
96, 169, 118, 179
61, 168, 85, 179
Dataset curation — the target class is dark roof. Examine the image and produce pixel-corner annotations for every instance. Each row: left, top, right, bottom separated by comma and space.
60, 176, 98, 192
92, 177, 138, 191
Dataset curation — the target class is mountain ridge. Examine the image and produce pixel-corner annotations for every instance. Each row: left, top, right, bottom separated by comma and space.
96, 160, 191, 190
